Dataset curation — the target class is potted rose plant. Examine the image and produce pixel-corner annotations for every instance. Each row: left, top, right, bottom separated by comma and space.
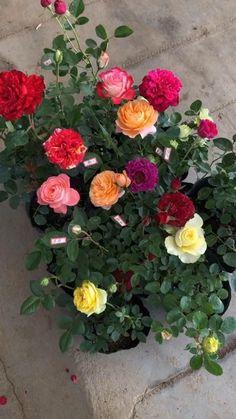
0, 0, 235, 375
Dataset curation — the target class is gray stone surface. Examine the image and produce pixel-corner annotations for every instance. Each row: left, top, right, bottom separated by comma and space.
0, 0, 236, 418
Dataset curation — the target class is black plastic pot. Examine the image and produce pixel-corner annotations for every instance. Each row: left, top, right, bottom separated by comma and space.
188, 177, 235, 274
206, 249, 231, 315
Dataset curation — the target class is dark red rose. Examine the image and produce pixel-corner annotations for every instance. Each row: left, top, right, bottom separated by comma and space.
114, 270, 133, 291
197, 119, 218, 139
156, 192, 195, 227
170, 177, 182, 191
0, 70, 45, 121
0, 396, 7, 406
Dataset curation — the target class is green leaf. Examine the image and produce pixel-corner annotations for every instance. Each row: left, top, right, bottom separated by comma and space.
170, 112, 182, 124
71, 318, 85, 335
190, 354, 203, 370
192, 311, 208, 329
209, 294, 224, 314
9, 195, 20, 209
73, 207, 88, 227
25, 251, 41, 271
185, 328, 198, 338
41, 295, 55, 310
6, 131, 29, 148
160, 279, 171, 294
4, 180, 17, 194
166, 308, 182, 324
214, 137, 233, 152
190, 100, 202, 113
34, 214, 47, 226
59, 330, 74, 353
180, 296, 192, 311
77, 16, 89, 25
222, 153, 235, 167
0, 191, 8, 202
20, 296, 40, 315
95, 24, 107, 40
221, 317, 236, 334
145, 281, 160, 293
30, 280, 44, 297
67, 240, 79, 262
114, 25, 133, 38
197, 187, 212, 200
223, 252, 236, 268
204, 355, 223, 376
69, 0, 85, 17
57, 315, 73, 330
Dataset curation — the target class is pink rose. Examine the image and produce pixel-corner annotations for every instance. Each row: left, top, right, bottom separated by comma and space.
41, 0, 53, 7
37, 174, 80, 214
54, 0, 67, 15
197, 119, 218, 139
139, 68, 182, 112
96, 67, 136, 105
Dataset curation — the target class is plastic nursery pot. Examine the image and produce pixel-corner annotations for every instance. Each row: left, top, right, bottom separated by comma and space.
206, 249, 232, 315
99, 297, 151, 354
188, 177, 235, 274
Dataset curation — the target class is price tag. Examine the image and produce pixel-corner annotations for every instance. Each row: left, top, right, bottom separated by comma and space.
155, 147, 163, 157
50, 237, 67, 246
112, 215, 127, 227
83, 158, 98, 167
163, 147, 172, 161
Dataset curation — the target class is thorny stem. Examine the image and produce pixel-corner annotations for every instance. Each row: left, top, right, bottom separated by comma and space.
180, 142, 195, 164
79, 230, 109, 253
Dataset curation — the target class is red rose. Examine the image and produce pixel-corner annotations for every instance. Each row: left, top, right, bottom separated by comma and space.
197, 119, 218, 139
156, 192, 195, 227
114, 270, 133, 291
170, 177, 182, 191
24, 75, 45, 114
139, 68, 182, 112
43, 128, 87, 169
0, 70, 45, 121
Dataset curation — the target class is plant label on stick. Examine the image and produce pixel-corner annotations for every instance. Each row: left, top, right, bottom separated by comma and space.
83, 158, 98, 167
50, 237, 67, 246
163, 147, 172, 161
112, 215, 127, 227
155, 147, 163, 157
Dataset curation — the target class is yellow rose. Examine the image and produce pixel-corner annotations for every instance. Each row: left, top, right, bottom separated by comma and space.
73, 281, 107, 316
161, 330, 172, 340
165, 214, 207, 263
203, 336, 219, 354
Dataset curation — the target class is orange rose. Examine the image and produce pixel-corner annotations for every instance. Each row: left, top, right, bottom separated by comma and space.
90, 170, 128, 209
116, 99, 158, 139
115, 170, 131, 188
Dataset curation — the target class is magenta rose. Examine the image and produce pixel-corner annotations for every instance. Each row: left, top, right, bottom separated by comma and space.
125, 158, 158, 193
37, 174, 80, 214
197, 119, 218, 139
96, 67, 136, 105
139, 68, 182, 112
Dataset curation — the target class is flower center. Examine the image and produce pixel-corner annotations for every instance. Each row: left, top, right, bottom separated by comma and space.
134, 171, 145, 184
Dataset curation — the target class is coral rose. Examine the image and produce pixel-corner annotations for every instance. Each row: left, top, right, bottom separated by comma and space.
197, 119, 218, 139
43, 128, 87, 170
37, 174, 80, 214
73, 281, 107, 316
0, 70, 45, 121
89, 170, 128, 209
116, 99, 158, 139
139, 68, 182, 112
165, 214, 207, 263
96, 67, 136, 104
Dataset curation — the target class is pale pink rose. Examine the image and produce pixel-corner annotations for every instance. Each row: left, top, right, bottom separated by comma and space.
96, 67, 136, 105
37, 174, 80, 214
98, 51, 110, 69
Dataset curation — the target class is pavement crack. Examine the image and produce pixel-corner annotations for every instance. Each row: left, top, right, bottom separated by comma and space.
128, 338, 236, 419
0, 357, 26, 419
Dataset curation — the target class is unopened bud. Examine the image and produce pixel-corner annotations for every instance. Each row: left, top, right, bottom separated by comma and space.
161, 330, 172, 340
55, 49, 63, 64
98, 51, 109, 69
41, 0, 53, 7
54, 0, 67, 15
170, 139, 178, 149
71, 225, 82, 235
109, 284, 117, 294
179, 124, 192, 140
40, 278, 50, 287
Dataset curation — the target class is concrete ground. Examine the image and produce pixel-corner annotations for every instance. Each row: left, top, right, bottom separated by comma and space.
0, 1, 236, 418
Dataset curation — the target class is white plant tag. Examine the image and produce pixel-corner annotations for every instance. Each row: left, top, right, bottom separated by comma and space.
50, 237, 67, 245
83, 158, 98, 167
112, 215, 127, 227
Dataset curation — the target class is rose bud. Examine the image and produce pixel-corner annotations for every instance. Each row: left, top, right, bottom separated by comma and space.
148, 253, 156, 261
41, 0, 53, 7
142, 216, 152, 226
71, 225, 82, 235
54, 0, 67, 15
170, 177, 181, 191
98, 51, 109, 69
55, 49, 63, 64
